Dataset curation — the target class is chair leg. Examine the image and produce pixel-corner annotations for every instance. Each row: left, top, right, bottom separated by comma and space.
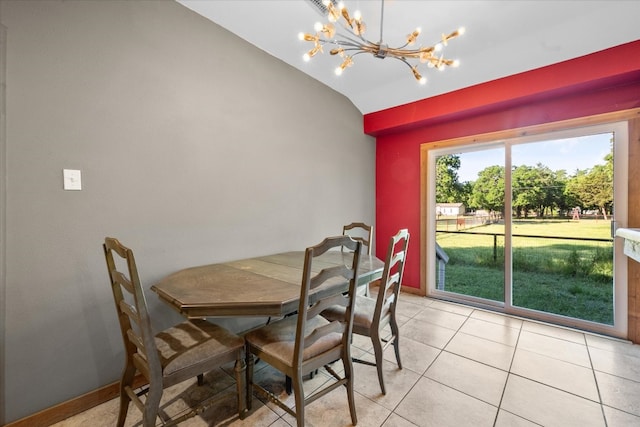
245, 348, 254, 411
343, 353, 358, 425
292, 372, 305, 427
390, 317, 402, 369
285, 375, 292, 394
197, 373, 204, 386
371, 330, 386, 395
234, 355, 247, 419
142, 382, 163, 427
116, 363, 136, 427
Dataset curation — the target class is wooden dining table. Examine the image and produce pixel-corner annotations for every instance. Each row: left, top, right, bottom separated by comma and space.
151, 250, 385, 319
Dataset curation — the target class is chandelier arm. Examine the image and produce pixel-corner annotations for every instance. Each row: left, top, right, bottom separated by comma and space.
383, 46, 427, 57
331, 47, 376, 54
386, 49, 422, 59
330, 31, 375, 47
318, 38, 364, 49
390, 56, 425, 81
390, 56, 415, 70
333, 13, 370, 44
358, 45, 382, 55
318, 35, 382, 55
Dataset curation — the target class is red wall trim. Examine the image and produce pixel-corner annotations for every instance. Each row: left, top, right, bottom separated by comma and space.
371, 41, 640, 290
365, 40, 640, 137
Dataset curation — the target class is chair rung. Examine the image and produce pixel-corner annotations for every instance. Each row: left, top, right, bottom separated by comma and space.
251, 383, 296, 417
352, 357, 377, 367
124, 386, 145, 413
305, 378, 347, 406
135, 384, 150, 397
324, 363, 341, 381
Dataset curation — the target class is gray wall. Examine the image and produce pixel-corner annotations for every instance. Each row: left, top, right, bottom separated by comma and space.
0, 0, 375, 422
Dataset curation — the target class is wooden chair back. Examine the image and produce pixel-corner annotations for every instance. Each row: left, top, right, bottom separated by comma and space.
294, 235, 362, 370
104, 237, 162, 384
342, 221, 373, 255
374, 229, 410, 329
104, 237, 246, 427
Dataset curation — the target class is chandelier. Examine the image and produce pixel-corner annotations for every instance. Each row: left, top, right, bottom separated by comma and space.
298, 0, 465, 84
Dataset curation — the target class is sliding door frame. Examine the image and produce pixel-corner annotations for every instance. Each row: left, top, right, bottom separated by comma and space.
420, 109, 639, 338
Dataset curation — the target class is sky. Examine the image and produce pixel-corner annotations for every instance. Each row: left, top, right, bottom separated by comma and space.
455, 133, 613, 183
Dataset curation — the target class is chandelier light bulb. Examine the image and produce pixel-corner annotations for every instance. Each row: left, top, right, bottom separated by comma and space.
407, 28, 421, 45
303, 53, 311, 62
299, 0, 464, 84
326, 1, 340, 22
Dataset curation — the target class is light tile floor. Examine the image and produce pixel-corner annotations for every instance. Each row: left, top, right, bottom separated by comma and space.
52, 294, 640, 426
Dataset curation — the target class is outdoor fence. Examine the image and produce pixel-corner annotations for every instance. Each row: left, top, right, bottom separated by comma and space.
436, 230, 612, 275
436, 213, 502, 231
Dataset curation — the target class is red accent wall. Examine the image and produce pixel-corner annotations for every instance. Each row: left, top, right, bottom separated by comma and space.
368, 40, 640, 290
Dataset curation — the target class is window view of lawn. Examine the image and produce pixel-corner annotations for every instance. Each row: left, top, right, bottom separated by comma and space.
436, 220, 613, 324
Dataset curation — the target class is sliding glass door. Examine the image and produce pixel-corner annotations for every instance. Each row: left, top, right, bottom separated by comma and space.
427, 121, 628, 336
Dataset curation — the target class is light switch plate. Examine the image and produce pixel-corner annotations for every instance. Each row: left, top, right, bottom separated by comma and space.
63, 169, 82, 190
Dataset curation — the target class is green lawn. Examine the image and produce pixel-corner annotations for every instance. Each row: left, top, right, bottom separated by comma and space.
436, 219, 614, 324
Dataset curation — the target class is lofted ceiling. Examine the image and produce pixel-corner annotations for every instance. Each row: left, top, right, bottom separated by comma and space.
177, 0, 640, 115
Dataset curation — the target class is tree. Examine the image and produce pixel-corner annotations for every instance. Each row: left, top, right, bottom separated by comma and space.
436, 154, 464, 203
470, 165, 505, 213
511, 163, 563, 218
512, 165, 541, 218
552, 169, 571, 216
564, 149, 613, 219
459, 181, 475, 209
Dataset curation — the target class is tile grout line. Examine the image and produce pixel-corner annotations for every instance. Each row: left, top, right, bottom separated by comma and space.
585, 334, 609, 427
491, 313, 524, 426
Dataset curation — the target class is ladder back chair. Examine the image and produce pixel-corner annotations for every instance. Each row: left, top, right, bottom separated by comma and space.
322, 228, 410, 394
103, 237, 246, 427
343, 221, 373, 296
244, 235, 362, 427
342, 222, 373, 255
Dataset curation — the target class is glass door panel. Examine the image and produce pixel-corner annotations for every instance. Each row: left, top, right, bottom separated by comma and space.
434, 147, 505, 304
510, 134, 615, 324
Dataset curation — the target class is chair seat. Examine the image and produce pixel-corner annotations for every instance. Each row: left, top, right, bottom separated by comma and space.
245, 314, 342, 369
322, 295, 393, 331
156, 319, 244, 381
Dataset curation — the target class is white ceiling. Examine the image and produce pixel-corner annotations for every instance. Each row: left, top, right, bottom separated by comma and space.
177, 0, 640, 115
